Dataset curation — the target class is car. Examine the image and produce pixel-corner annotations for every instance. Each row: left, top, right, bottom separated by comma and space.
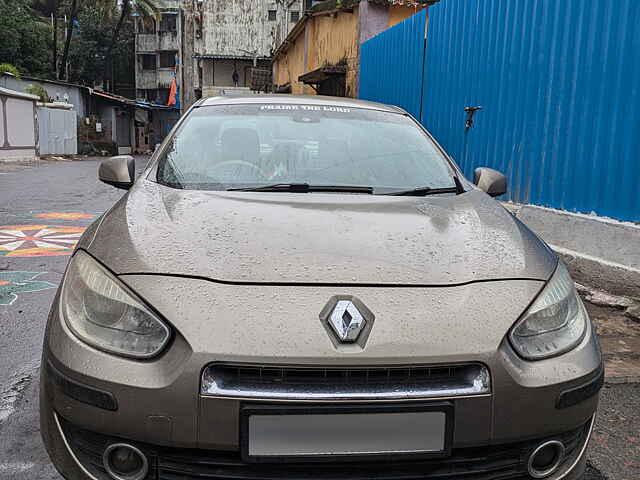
41, 95, 603, 480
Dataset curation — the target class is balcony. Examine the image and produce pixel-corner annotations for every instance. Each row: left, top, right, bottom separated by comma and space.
137, 70, 158, 89
136, 34, 157, 52
157, 69, 176, 89
136, 32, 179, 53
158, 31, 179, 51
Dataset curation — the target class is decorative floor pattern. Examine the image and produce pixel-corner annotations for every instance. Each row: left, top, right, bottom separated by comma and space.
0, 225, 86, 257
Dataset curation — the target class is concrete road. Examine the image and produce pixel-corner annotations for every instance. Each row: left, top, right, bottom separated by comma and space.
0, 158, 135, 479
0, 158, 633, 479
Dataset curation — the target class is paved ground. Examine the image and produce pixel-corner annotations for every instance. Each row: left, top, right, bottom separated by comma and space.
0, 158, 134, 479
586, 301, 640, 384
0, 158, 636, 479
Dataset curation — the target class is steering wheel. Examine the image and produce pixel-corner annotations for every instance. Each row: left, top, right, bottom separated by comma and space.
210, 160, 268, 180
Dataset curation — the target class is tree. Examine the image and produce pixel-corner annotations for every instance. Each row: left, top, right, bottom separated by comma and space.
66, 3, 120, 85
103, 0, 157, 91
0, 0, 52, 77
59, 0, 80, 80
25, 83, 51, 102
0, 64, 21, 78
32, 0, 60, 76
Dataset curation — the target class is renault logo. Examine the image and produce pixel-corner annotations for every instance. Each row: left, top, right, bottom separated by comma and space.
329, 300, 366, 343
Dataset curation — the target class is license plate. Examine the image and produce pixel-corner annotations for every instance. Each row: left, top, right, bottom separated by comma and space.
241, 403, 453, 463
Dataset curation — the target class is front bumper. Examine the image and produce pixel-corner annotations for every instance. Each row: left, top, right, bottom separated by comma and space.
49, 412, 594, 480
41, 276, 602, 480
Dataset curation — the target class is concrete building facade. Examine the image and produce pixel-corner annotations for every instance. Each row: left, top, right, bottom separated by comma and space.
180, 0, 314, 108
134, 0, 181, 105
181, 0, 272, 107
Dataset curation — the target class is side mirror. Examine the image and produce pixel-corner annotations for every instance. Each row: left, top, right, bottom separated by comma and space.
474, 167, 507, 197
99, 155, 135, 190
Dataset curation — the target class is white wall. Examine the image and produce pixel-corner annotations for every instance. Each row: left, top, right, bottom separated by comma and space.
38, 107, 78, 155
0, 90, 38, 162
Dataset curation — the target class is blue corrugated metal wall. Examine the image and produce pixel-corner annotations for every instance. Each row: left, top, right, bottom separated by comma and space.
360, 0, 640, 222
359, 9, 427, 119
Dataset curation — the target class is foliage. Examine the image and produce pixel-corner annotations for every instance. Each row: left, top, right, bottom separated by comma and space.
31, 0, 59, 16
25, 84, 51, 102
0, 0, 53, 77
131, 0, 158, 17
62, 0, 153, 92
0, 63, 21, 78
66, 4, 120, 85
1, 0, 157, 92
101, 0, 157, 92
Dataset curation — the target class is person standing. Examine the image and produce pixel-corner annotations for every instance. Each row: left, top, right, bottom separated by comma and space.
232, 70, 239, 87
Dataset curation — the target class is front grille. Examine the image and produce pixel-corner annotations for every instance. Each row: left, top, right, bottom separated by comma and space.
60, 416, 588, 480
201, 363, 491, 400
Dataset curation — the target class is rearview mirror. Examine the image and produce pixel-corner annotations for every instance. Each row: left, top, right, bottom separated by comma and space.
99, 155, 135, 190
474, 167, 507, 197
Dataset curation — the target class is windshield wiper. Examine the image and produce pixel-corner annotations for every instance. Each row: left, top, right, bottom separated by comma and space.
383, 175, 466, 196
227, 183, 374, 194
382, 186, 460, 196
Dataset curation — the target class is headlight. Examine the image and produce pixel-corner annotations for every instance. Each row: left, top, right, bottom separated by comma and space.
60, 251, 171, 359
509, 262, 587, 360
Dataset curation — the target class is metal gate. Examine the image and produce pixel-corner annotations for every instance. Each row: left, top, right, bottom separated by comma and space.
360, 0, 640, 222
37, 107, 77, 155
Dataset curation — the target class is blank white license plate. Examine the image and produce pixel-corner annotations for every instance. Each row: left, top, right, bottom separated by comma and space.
246, 410, 448, 459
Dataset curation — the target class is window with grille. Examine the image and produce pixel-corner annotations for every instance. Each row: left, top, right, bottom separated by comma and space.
141, 54, 156, 70
159, 14, 177, 32
290, 11, 300, 22
268, 9, 277, 21
159, 52, 177, 69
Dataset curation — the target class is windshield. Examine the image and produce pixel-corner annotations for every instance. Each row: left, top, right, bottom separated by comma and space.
156, 104, 456, 193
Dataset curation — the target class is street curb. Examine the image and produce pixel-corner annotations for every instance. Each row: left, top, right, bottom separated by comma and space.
603, 356, 640, 385
502, 202, 640, 298
604, 376, 640, 384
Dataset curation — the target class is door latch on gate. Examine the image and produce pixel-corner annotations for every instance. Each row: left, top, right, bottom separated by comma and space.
464, 106, 483, 130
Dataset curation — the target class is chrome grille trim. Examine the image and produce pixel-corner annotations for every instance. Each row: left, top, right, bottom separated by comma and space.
200, 364, 491, 400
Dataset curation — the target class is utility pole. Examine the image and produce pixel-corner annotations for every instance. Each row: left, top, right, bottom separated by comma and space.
51, 11, 59, 78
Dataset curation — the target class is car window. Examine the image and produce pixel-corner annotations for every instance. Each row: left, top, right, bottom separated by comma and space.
156, 104, 456, 192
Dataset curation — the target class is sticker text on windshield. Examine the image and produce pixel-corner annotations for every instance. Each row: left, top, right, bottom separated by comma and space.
260, 105, 351, 113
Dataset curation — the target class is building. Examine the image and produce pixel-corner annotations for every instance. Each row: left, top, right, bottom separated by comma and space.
0, 72, 138, 156
134, 0, 182, 105
271, 0, 309, 50
272, 0, 434, 97
181, 0, 299, 108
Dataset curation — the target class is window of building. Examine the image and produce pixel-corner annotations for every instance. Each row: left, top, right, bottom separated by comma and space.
290, 11, 300, 22
158, 88, 170, 103
159, 14, 177, 33
268, 9, 277, 21
138, 17, 156, 34
159, 52, 177, 69
141, 54, 157, 70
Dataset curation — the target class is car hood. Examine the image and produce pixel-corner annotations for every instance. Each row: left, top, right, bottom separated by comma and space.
81, 180, 556, 285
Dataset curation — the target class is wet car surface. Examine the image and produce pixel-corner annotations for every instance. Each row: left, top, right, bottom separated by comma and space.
40, 95, 602, 480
